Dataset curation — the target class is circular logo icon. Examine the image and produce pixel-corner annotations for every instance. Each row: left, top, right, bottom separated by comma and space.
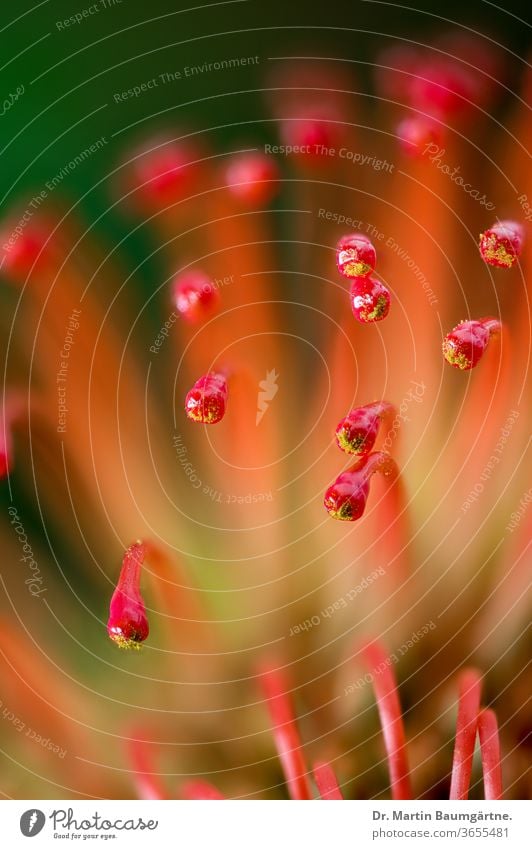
20, 810, 46, 837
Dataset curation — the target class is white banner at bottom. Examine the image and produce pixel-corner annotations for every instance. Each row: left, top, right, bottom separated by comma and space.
1, 800, 529, 848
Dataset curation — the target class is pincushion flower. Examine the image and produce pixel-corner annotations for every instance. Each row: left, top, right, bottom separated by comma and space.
0, 28, 530, 803
107, 542, 149, 650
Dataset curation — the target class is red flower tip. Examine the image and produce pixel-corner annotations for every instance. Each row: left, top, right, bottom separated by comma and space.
396, 116, 442, 157
360, 640, 412, 800
0, 449, 9, 479
282, 117, 333, 151
442, 317, 501, 370
479, 220, 524, 268
336, 233, 376, 279
435, 32, 505, 110
374, 44, 422, 100
224, 151, 279, 205
173, 270, 220, 324
478, 709, 503, 801
324, 451, 397, 521
185, 372, 228, 424
107, 542, 149, 650
408, 60, 480, 118
377, 35, 502, 116
0, 218, 53, 281
449, 668, 483, 800
350, 276, 391, 323
258, 662, 313, 800
181, 780, 225, 800
324, 469, 370, 521
126, 138, 198, 209
0, 423, 13, 480
335, 401, 394, 456
279, 108, 343, 165
313, 761, 344, 800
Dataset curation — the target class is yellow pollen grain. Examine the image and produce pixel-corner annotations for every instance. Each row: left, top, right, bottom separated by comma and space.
337, 429, 363, 453
443, 344, 470, 370
481, 235, 515, 268
110, 634, 143, 650
367, 295, 387, 321
345, 260, 370, 277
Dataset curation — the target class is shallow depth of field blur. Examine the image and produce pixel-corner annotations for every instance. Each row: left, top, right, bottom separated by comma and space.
0, 0, 530, 800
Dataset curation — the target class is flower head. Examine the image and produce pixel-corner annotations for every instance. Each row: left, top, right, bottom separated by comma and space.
336, 233, 376, 279
107, 543, 149, 650
479, 220, 524, 268
324, 451, 397, 521
335, 402, 394, 455
173, 270, 220, 324
0, 22, 529, 804
224, 152, 279, 205
442, 318, 501, 370
185, 372, 228, 423
350, 275, 391, 323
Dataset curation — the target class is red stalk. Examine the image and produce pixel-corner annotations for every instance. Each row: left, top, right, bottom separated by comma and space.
259, 663, 313, 800
142, 538, 215, 654
478, 709, 503, 800
0, 392, 30, 478
361, 640, 412, 799
181, 780, 225, 800
324, 451, 398, 522
127, 733, 169, 800
449, 668, 482, 800
313, 761, 344, 800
